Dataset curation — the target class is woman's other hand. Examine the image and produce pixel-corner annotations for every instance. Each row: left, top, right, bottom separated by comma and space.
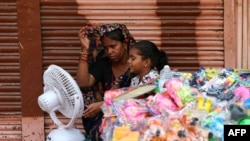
78, 26, 90, 51
83, 101, 103, 118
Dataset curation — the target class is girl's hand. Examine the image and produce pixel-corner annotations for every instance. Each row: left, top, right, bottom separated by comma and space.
83, 101, 103, 118
78, 26, 90, 51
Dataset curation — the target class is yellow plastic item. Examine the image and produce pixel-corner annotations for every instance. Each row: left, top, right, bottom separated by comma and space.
196, 97, 212, 113
205, 67, 220, 81
112, 125, 139, 141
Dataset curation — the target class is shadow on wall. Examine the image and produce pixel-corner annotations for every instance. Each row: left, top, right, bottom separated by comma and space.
41, 0, 90, 75
156, 0, 224, 72
156, 0, 201, 72
40, 0, 90, 136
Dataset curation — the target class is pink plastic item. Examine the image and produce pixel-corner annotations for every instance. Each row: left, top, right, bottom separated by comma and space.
234, 86, 250, 102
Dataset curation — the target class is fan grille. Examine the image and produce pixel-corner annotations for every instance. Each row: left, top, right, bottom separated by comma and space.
43, 65, 83, 118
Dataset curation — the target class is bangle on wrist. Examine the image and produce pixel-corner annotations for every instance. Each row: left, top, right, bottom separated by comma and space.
80, 54, 88, 58
79, 54, 89, 59
79, 55, 89, 63
79, 59, 88, 63
80, 51, 89, 55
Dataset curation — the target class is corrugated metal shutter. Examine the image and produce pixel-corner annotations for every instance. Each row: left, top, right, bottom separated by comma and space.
0, 0, 22, 140
40, 0, 224, 136
40, 0, 86, 135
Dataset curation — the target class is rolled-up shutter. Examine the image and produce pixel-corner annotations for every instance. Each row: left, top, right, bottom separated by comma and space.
0, 0, 22, 140
40, 0, 224, 136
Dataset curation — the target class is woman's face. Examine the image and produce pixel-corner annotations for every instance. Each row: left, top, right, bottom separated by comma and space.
128, 48, 150, 75
102, 36, 127, 62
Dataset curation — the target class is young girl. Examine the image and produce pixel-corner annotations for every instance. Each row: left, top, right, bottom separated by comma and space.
127, 40, 168, 87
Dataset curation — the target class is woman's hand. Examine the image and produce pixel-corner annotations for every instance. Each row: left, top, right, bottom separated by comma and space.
78, 26, 90, 51
83, 101, 103, 118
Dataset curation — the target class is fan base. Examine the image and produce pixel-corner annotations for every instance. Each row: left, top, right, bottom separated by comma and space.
46, 128, 85, 141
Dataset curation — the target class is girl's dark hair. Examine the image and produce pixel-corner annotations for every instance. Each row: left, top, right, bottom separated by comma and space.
131, 40, 168, 71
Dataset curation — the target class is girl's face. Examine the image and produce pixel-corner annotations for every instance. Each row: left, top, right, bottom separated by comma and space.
102, 36, 127, 62
128, 48, 150, 76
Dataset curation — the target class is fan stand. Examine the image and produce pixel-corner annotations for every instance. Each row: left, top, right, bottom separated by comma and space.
46, 94, 85, 141
46, 128, 85, 141
42, 93, 86, 141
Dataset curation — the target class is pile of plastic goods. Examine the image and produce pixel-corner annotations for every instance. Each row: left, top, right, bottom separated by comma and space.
100, 66, 250, 141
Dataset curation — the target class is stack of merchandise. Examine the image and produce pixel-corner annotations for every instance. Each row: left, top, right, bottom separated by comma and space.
100, 66, 250, 141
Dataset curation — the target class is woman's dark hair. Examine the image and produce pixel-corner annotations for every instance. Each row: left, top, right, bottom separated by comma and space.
100, 29, 134, 53
131, 40, 168, 71
101, 29, 125, 43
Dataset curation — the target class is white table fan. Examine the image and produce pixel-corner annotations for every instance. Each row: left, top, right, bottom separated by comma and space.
38, 64, 85, 141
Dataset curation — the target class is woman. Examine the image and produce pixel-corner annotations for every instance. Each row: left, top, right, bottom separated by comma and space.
77, 23, 136, 141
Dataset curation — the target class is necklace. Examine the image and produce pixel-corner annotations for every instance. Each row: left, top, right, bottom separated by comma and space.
112, 64, 128, 76
111, 67, 132, 89
116, 66, 128, 72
